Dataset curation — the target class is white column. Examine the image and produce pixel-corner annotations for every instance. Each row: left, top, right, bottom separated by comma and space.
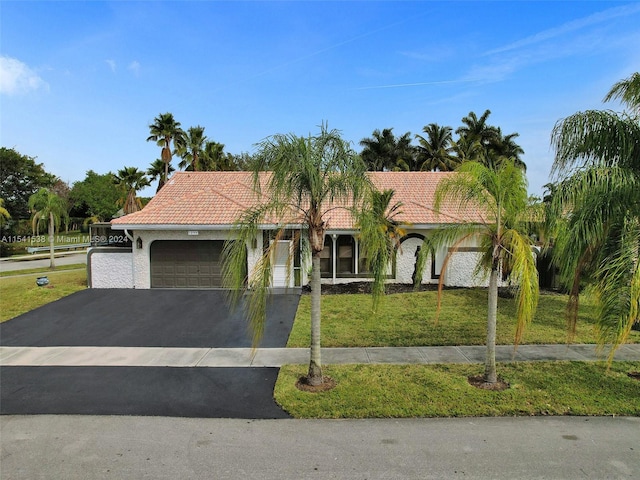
331, 234, 337, 284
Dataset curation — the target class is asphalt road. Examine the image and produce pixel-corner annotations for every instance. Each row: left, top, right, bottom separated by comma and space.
1, 415, 638, 479
0, 252, 87, 272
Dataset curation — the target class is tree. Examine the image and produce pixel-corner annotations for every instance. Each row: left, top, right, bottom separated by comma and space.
200, 141, 238, 171
416, 160, 539, 384
359, 128, 415, 171
177, 125, 207, 171
147, 159, 175, 193
28, 188, 69, 269
69, 170, 121, 221
0, 147, 55, 222
415, 123, 459, 172
455, 110, 526, 170
550, 72, 640, 359
223, 123, 380, 387
0, 198, 10, 229
355, 188, 407, 312
147, 113, 185, 185
113, 167, 151, 215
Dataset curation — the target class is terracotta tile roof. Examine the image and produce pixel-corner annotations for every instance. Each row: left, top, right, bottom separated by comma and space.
111, 171, 485, 229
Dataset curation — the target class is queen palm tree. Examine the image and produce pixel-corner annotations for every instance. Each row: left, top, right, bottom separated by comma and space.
147, 159, 175, 193
415, 123, 459, 171
416, 160, 539, 384
113, 167, 151, 214
28, 188, 69, 269
223, 123, 387, 387
147, 113, 185, 185
550, 72, 640, 359
355, 188, 407, 312
177, 125, 207, 171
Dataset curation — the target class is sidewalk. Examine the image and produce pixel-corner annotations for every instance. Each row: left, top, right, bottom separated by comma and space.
2, 343, 639, 367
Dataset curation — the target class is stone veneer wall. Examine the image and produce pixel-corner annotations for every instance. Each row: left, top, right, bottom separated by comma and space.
88, 247, 133, 288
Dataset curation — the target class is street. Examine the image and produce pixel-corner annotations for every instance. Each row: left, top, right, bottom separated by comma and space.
0, 252, 86, 273
1, 415, 638, 479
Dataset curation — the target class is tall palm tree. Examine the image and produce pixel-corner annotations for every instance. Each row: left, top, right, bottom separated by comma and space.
147, 159, 175, 193
416, 160, 539, 384
113, 167, 151, 214
28, 188, 69, 269
456, 110, 500, 148
360, 128, 415, 171
223, 123, 384, 387
146, 113, 185, 184
177, 125, 207, 171
415, 123, 459, 171
200, 141, 238, 171
355, 188, 407, 312
550, 72, 640, 359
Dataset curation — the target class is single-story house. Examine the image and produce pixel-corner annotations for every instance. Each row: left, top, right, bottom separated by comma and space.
88, 171, 495, 289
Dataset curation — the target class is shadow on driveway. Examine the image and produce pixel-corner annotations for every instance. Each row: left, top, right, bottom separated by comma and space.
0, 289, 300, 418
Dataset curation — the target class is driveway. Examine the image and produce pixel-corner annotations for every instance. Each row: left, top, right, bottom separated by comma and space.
0, 289, 300, 418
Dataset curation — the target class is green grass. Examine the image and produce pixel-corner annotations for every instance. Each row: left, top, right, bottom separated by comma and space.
275, 361, 640, 418
0, 269, 87, 322
287, 289, 640, 347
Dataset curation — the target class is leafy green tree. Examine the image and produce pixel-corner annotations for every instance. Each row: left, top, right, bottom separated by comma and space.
177, 125, 207, 171
223, 124, 383, 387
550, 72, 640, 359
147, 113, 185, 185
29, 188, 69, 269
0, 199, 10, 228
0, 147, 55, 221
69, 171, 121, 221
415, 123, 459, 172
201, 141, 238, 171
113, 167, 151, 214
147, 159, 175, 193
416, 160, 539, 384
359, 128, 415, 171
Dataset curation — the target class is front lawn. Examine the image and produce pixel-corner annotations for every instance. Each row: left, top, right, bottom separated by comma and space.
0, 269, 87, 322
275, 361, 640, 418
287, 289, 640, 347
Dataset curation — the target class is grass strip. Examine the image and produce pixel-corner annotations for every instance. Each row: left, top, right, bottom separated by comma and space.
287, 290, 640, 347
0, 269, 87, 322
274, 361, 640, 418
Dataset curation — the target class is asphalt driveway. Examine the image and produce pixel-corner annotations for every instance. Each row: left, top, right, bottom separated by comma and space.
0, 289, 300, 418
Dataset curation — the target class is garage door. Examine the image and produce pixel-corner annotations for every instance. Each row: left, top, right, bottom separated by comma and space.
150, 240, 224, 288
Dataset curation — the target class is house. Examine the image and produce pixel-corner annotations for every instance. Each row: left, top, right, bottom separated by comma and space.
88, 171, 493, 289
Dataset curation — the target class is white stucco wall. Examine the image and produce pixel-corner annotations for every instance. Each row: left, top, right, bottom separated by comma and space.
88, 248, 133, 288
396, 234, 434, 284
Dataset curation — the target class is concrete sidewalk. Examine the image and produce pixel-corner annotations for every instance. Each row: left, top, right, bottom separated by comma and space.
2, 343, 639, 367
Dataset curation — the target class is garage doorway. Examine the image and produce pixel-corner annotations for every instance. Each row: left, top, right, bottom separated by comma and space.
150, 240, 225, 288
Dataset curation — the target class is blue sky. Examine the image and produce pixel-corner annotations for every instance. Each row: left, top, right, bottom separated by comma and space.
2, 1, 639, 198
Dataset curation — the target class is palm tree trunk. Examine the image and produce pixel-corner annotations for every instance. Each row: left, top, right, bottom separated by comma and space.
484, 266, 499, 383
307, 253, 323, 385
48, 212, 56, 270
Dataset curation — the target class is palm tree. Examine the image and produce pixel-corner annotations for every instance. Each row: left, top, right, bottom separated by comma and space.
223, 123, 381, 387
113, 167, 151, 214
355, 188, 407, 312
147, 113, 185, 185
415, 123, 459, 171
200, 141, 238, 171
28, 188, 69, 269
360, 128, 415, 171
177, 125, 207, 171
550, 72, 640, 359
456, 110, 500, 148
147, 159, 175, 193
417, 160, 539, 384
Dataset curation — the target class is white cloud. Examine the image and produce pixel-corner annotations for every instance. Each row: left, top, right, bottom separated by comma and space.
0, 55, 49, 95
128, 60, 140, 76
106, 59, 117, 72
